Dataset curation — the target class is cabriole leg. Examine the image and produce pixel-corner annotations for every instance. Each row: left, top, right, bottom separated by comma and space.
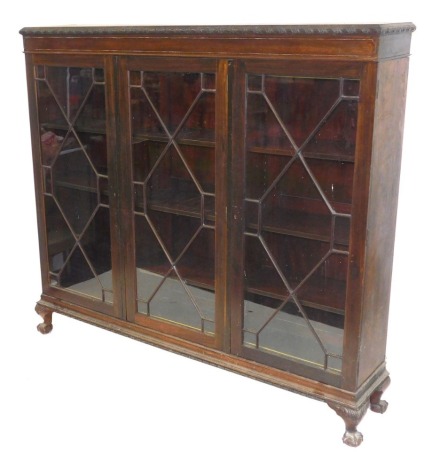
35, 303, 53, 334
370, 376, 390, 413
328, 401, 369, 447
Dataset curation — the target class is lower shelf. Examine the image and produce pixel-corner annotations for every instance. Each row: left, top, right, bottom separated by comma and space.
243, 300, 343, 372
52, 266, 343, 372
51, 270, 114, 303
136, 268, 215, 335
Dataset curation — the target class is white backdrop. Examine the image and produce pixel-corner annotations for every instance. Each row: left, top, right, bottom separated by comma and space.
1, 2, 430, 468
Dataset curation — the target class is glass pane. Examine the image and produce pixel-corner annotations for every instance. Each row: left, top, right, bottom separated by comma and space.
77, 131, 108, 175
143, 71, 201, 134
246, 91, 296, 154
244, 295, 327, 368
75, 85, 106, 132
44, 196, 75, 273
296, 253, 348, 313
264, 75, 340, 147
80, 207, 113, 294
139, 271, 203, 330
46, 66, 93, 121
303, 100, 358, 160
52, 135, 98, 235
36, 80, 69, 166
244, 235, 289, 297
259, 159, 333, 243
35, 65, 112, 304
179, 144, 215, 193
131, 86, 166, 140
243, 73, 359, 371
131, 68, 216, 334
147, 146, 201, 221
135, 215, 171, 291
177, 92, 215, 142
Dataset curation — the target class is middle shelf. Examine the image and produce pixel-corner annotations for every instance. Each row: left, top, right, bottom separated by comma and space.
134, 189, 350, 246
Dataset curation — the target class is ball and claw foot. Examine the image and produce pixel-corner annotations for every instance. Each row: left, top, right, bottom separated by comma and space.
343, 430, 364, 447
370, 376, 390, 414
329, 376, 390, 446
328, 401, 369, 448
37, 321, 53, 334
35, 304, 53, 335
370, 399, 388, 414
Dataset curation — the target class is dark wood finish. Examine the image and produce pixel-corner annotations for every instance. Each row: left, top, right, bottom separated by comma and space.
134, 313, 215, 348
37, 293, 389, 406
329, 373, 391, 446
341, 61, 378, 390
370, 376, 390, 413
357, 58, 410, 386
35, 302, 54, 334
214, 59, 231, 352
229, 60, 246, 356
22, 24, 414, 447
20, 23, 416, 62
19, 24, 416, 36
104, 55, 124, 320
117, 56, 137, 326
119, 56, 220, 348
28, 53, 119, 319
328, 400, 369, 447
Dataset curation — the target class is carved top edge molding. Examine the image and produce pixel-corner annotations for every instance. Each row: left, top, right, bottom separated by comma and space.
20, 23, 416, 37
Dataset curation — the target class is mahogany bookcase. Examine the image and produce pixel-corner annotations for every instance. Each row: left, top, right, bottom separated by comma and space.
21, 23, 415, 446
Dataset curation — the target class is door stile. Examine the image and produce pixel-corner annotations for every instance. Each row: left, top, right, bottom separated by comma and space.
25, 53, 51, 293
214, 59, 231, 352
104, 55, 125, 319
341, 61, 378, 391
229, 61, 247, 355
116, 56, 138, 323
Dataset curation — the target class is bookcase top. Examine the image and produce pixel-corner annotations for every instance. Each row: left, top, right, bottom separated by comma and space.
20, 23, 416, 37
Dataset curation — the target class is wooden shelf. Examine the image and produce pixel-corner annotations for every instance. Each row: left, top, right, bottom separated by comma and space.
143, 220, 346, 315
144, 261, 346, 316
137, 192, 349, 245
144, 262, 215, 292
247, 272, 346, 315
248, 140, 355, 163
250, 206, 350, 246
42, 120, 106, 135
52, 177, 109, 201
136, 192, 215, 221
53, 180, 97, 194
133, 129, 215, 148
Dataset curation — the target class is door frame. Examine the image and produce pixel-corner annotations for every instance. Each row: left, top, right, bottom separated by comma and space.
117, 56, 230, 350
26, 53, 123, 319
229, 58, 366, 387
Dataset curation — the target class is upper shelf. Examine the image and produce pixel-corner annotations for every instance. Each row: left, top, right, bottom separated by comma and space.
133, 129, 215, 148
42, 120, 106, 135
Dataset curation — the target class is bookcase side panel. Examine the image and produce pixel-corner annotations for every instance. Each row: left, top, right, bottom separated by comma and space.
358, 56, 410, 386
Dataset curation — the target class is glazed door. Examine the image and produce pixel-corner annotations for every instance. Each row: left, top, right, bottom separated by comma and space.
230, 60, 362, 384
120, 57, 229, 348
29, 55, 122, 317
